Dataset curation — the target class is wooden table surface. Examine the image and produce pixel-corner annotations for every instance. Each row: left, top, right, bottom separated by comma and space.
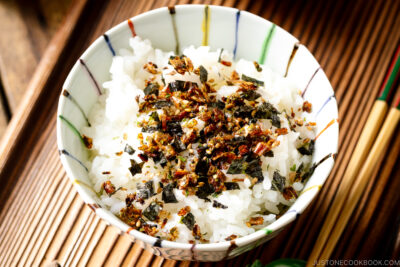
0, 0, 399, 266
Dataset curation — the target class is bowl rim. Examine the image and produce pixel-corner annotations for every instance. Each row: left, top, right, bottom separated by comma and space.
57, 4, 339, 251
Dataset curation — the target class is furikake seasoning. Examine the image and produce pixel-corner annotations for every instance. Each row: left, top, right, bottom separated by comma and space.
91, 51, 317, 244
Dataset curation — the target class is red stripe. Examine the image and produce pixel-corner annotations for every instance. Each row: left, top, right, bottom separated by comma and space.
395, 91, 400, 108
128, 19, 136, 37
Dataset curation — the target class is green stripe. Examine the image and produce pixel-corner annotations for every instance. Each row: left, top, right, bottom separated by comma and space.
259, 24, 276, 64
378, 51, 400, 101
264, 228, 273, 235
59, 115, 84, 144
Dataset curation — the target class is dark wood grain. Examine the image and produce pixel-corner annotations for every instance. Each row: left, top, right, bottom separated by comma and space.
0, 0, 399, 266
0, 0, 72, 140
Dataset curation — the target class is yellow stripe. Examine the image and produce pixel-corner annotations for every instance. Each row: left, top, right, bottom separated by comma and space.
300, 184, 322, 196
202, 5, 210, 46
73, 179, 98, 195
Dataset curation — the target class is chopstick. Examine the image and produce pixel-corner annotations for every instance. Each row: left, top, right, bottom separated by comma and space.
318, 86, 400, 261
307, 44, 400, 266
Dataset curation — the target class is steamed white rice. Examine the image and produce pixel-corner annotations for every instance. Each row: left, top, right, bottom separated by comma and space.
82, 36, 316, 243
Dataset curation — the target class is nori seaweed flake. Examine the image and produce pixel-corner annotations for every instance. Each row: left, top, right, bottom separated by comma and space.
241, 74, 264, 86
264, 150, 274, 157
195, 157, 210, 176
144, 83, 160, 96
233, 105, 255, 119
199, 65, 208, 83
171, 136, 186, 152
149, 111, 160, 122
245, 158, 264, 183
240, 90, 261, 101
227, 156, 264, 183
181, 212, 195, 230
227, 157, 245, 175
255, 102, 281, 128
152, 152, 168, 167
129, 159, 144, 177
169, 80, 192, 92
195, 177, 215, 200
166, 120, 183, 136
162, 183, 178, 203
143, 201, 162, 221
297, 140, 315, 155
226, 136, 247, 145
224, 182, 240, 190
272, 171, 286, 192
124, 144, 135, 155
212, 200, 228, 209
136, 180, 154, 200
141, 124, 160, 133
208, 100, 225, 110
154, 100, 172, 109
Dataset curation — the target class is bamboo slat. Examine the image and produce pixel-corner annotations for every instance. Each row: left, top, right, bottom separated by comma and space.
0, 0, 399, 266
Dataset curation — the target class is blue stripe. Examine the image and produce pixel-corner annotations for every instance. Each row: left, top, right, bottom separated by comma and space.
103, 34, 116, 56
233, 10, 240, 59
59, 149, 89, 172
316, 95, 335, 116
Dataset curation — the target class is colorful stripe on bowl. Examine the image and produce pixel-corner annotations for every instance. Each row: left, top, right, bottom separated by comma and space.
202, 5, 210, 46
59, 115, 84, 144
79, 59, 102, 95
233, 10, 240, 59
168, 6, 180, 55
127, 19, 136, 37
59, 149, 88, 172
284, 42, 300, 77
103, 34, 116, 56
62, 89, 90, 126
315, 119, 338, 141
259, 24, 276, 64
302, 67, 321, 97
316, 95, 336, 116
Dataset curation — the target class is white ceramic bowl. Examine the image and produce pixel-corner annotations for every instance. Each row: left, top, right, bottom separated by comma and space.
57, 4, 339, 261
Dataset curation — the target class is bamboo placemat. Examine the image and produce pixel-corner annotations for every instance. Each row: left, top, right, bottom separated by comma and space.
0, 0, 399, 266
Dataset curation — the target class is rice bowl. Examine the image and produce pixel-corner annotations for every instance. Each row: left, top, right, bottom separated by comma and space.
57, 4, 338, 261
82, 36, 320, 244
